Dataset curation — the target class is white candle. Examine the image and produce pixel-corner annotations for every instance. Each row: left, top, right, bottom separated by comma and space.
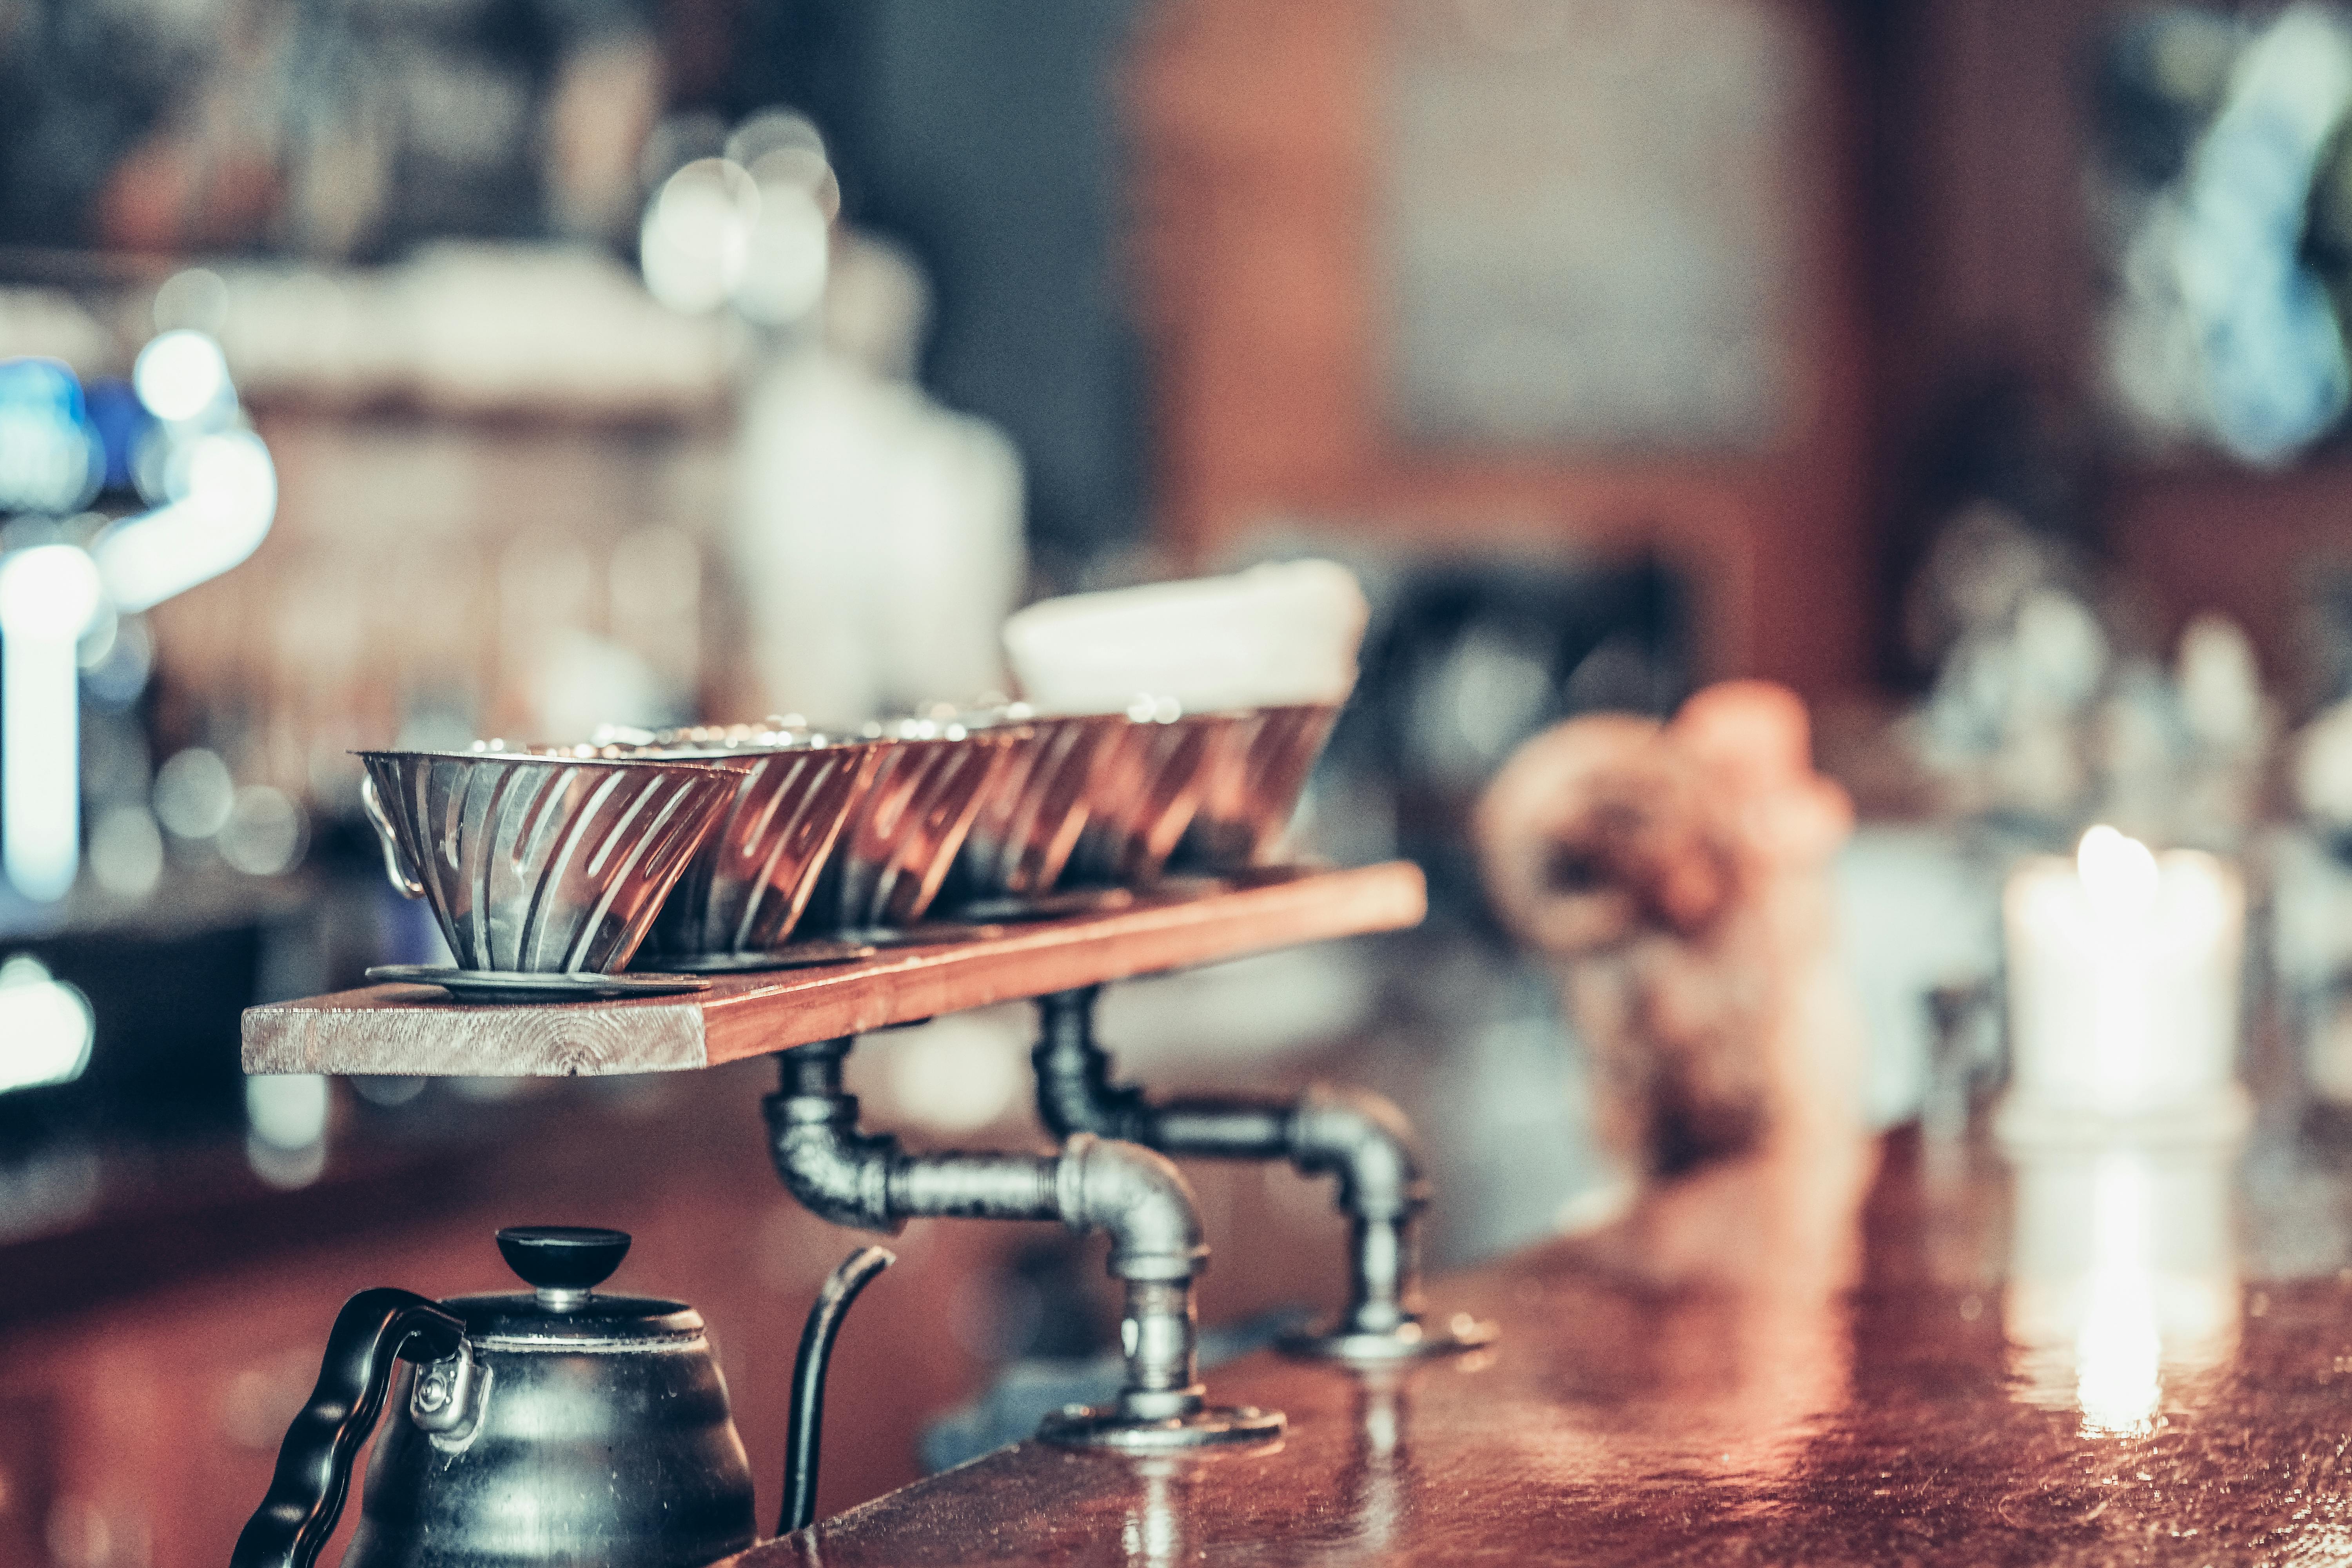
1998, 826, 2249, 1140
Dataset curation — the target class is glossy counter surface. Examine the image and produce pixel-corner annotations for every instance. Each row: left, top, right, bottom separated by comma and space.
740, 1123, 2352, 1565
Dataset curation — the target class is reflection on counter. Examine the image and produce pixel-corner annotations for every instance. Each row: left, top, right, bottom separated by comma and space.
749, 1121, 2352, 1566
2005, 1141, 2241, 1437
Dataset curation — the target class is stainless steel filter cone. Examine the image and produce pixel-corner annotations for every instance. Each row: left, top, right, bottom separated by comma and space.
1063, 710, 1238, 886
801, 725, 1015, 936
358, 748, 746, 975
631, 734, 884, 965
1176, 703, 1340, 870
955, 712, 1128, 901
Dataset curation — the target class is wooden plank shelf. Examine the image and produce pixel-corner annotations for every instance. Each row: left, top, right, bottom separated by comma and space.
241, 862, 1426, 1078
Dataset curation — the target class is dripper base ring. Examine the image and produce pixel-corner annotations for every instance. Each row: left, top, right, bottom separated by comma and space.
951, 888, 1135, 924
363, 966, 710, 1003
833, 921, 1006, 949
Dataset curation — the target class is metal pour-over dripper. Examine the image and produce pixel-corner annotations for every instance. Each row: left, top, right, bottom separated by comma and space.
618, 728, 886, 971
358, 748, 745, 991
799, 719, 1016, 939
946, 709, 1129, 916
1062, 706, 1239, 887
1175, 702, 1341, 871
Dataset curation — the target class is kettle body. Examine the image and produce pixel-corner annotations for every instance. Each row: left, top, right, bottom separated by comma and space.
234, 1228, 755, 1568
345, 1288, 754, 1568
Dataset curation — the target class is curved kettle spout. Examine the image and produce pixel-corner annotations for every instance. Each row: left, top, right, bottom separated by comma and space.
781, 1246, 895, 1537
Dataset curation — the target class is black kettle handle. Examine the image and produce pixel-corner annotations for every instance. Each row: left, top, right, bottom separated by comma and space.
780, 1247, 895, 1537
231, 1288, 466, 1568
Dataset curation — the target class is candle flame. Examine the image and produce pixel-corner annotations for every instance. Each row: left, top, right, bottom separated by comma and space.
2076, 825, 2159, 919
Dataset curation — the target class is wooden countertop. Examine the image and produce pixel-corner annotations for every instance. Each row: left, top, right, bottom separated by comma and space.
735, 1122, 2352, 1566
241, 863, 1425, 1077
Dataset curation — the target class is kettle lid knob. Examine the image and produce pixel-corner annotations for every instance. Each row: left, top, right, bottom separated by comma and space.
495, 1226, 630, 1308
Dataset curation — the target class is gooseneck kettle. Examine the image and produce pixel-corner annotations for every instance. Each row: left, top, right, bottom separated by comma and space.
231, 1227, 891, 1568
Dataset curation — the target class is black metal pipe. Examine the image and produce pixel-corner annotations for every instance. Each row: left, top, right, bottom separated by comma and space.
780, 1246, 894, 1537
763, 1039, 1212, 1422
1031, 987, 1432, 1339
1033, 989, 1152, 1142
766, 1039, 899, 1233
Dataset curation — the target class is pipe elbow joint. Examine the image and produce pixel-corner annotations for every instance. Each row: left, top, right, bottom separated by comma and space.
1056, 1133, 1205, 1283
1035, 1069, 1149, 1144
1290, 1084, 1426, 1224
764, 1089, 906, 1236
1031, 997, 1151, 1144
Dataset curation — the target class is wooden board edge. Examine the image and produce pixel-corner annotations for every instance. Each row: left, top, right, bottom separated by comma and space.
241, 992, 713, 1076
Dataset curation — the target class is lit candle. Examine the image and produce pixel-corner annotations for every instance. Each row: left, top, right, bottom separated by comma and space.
1998, 826, 2249, 1140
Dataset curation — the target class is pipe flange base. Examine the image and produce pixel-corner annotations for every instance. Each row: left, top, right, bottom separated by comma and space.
1036, 1403, 1285, 1451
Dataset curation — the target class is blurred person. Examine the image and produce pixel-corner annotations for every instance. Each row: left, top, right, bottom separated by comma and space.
727, 230, 1024, 723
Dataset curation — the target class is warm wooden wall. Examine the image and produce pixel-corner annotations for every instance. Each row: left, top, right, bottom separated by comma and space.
1125, 0, 2352, 702
1123, 0, 1876, 698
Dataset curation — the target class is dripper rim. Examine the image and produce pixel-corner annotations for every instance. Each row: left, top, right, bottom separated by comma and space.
351, 747, 759, 774
605, 735, 887, 760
